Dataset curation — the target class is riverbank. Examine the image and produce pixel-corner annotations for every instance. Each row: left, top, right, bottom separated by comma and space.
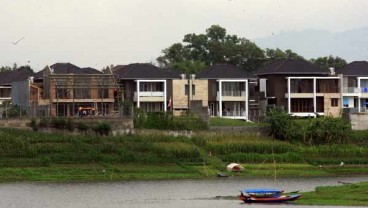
0, 128, 368, 182
1, 163, 368, 182
298, 181, 368, 206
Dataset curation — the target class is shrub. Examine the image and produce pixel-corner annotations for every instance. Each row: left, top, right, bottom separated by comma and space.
51, 117, 67, 129
66, 118, 74, 131
77, 122, 89, 132
39, 117, 50, 127
30, 118, 38, 131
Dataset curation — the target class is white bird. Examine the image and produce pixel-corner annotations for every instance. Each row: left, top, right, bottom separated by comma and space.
12, 37, 25, 45
339, 161, 344, 167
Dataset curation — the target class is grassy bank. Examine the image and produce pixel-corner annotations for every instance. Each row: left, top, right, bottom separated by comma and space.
0, 128, 367, 182
298, 181, 368, 206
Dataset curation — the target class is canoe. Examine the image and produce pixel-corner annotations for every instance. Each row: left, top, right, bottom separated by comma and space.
239, 188, 303, 203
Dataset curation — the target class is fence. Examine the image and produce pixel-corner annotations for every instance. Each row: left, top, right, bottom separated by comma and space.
0, 103, 134, 119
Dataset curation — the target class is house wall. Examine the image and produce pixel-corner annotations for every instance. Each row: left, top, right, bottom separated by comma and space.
262, 75, 288, 108
172, 79, 208, 110
323, 94, 341, 117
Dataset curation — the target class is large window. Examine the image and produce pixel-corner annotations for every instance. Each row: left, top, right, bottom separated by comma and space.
291, 98, 313, 112
56, 89, 70, 99
317, 80, 339, 93
140, 82, 163, 92
290, 79, 313, 93
74, 88, 91, 99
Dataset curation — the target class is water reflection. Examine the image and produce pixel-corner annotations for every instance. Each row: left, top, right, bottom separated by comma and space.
0, 175, 367, 208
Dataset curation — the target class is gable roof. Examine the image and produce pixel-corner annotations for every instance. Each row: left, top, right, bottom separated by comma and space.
197, 64, 250, 79
113, 63, 179, 79
254, 59, 328, 76
34, 63, 102, 79
335, 61, 368, 76
0, 67, 34, 85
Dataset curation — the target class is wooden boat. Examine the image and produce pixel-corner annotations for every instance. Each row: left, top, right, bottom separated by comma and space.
239, 189, 303, 203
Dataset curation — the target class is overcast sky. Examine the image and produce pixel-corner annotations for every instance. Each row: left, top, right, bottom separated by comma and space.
1, 0, 368, 71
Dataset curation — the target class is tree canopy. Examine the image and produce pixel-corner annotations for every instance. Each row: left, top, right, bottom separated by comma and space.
310, 56, 347, 70
157, 25, 266, 74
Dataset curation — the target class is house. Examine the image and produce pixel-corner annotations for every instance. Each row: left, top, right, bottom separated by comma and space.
113, 63, 178, 113
197, 64, 252, 120
0, 67, 34, 106
255, 59, 341, 117
336, 61, 368, 113
33, 63, 118, 117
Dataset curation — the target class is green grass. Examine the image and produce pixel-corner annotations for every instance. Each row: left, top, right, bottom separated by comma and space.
298, 181, 368, 206
210, 117, 266, 126
0, 127, 368, 182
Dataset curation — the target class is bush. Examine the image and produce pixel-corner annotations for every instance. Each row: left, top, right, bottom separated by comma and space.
66, 118, 74, 131
77, 122, 89, 131
93, 122, 111, 136
51, 117, 67, 129
39, 117, 50, 128
30, 118, 38, 131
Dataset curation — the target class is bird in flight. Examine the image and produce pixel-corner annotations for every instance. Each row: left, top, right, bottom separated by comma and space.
12, 37, 25, 45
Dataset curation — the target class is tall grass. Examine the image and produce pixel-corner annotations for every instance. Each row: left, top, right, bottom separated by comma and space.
0, 128, 367, 167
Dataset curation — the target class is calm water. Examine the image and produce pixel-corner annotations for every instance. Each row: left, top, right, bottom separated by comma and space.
1, 176, 367, 208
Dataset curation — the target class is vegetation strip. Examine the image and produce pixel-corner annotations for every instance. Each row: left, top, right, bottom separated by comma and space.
1, 127, 367, 182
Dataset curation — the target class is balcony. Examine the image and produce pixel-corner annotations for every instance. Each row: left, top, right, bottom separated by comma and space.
220, 110, 247, 119
216, 91, 246, 101
342, 87, 368, 95
134, 91, 165, 102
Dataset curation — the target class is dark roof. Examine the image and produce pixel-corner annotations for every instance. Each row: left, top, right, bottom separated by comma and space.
254, 59, 328, 76
0, 67, 34, 85
197, 64, 250, 79
335, 61, 368, 76
82, 67, 102, 74
34, 63, 102, 79
113, 63, 179, 79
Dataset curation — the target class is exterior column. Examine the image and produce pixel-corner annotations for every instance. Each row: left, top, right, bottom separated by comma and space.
313, 78, 317, 117
358, 77, 361, 112
287, 78, 291, 114
137, 80, 140, 108
164, 80, 167, 112
219, 80, 222, 117
245, 79, 248, 121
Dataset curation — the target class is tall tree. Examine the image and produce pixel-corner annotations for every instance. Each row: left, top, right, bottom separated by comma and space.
157, 25, 265, 74
310, 56, 347, 70
265, 48, 305, 61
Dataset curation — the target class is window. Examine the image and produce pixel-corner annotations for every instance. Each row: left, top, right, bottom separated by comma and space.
331, 98, 339, 107
185, 84, 195, 95
343, 97, 349, 107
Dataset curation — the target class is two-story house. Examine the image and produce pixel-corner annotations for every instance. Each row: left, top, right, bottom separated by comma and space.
336, 61, 368, 113
197, 64, 251, 120
113, 63, 178, 113
0, 67, 34, 106
34, 63, 118, 117
255, 59, 341, 117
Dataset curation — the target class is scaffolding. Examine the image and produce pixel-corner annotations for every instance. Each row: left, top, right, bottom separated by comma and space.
47, 73, 121, 117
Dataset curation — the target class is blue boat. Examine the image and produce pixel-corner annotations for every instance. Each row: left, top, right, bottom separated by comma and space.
239, 188, 303, 203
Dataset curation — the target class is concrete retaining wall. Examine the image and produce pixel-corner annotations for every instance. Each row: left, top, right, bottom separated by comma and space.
350, 113, 368, 130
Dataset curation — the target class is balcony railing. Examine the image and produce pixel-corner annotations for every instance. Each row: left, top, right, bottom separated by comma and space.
138, 91, 164, 97
342, 87, 368, 93
218, 91, 246, 97
221, 110, 246, 117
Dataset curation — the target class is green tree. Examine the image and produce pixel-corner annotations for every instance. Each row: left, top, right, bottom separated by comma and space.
310, 55, 347, 70
157, 25, 265, 73
265, 48, 305, 62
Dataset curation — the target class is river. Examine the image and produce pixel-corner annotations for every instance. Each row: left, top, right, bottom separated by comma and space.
1, 175, 367, 208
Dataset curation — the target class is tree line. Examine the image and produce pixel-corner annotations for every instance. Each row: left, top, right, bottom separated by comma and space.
157, 25, 347, 74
